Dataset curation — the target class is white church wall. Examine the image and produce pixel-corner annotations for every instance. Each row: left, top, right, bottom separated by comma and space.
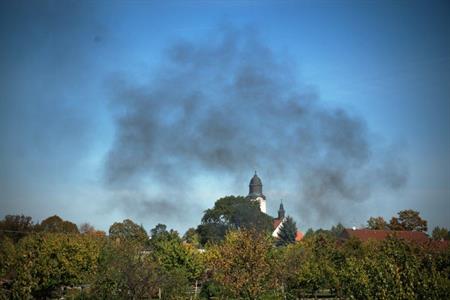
257, 197, 266, 214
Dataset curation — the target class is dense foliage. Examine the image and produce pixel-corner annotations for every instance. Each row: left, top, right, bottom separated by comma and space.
197, 195, 273, 245
432, 226, 450, 241
0, 207, 449, 299
367, 216, 388, 230
0, 215, 34, 242
8, 233, 101, 298
206, 229, 277, 298
109, 219, 148, 244
389, 209, 428, 232
38, 215, 79, 234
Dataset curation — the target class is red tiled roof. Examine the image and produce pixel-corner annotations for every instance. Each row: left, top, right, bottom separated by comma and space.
295, 231, 304, 241
428, 240, 449, 251
273, 219, 282, 230
343, 228, 428, 242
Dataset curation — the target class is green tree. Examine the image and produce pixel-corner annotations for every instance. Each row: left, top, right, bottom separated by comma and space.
148, 224, 204, 285
316, 228, 333, 237
388, 216, 404, 230
38, 215, 79, 234
109, 219, 148, 244
150, 223, 168, 238
339, 236, 450, 299
92, 239, 161, 299
331, 222, 345, 237
283, 234, 339, 298
389, 209, 427, 232
10, 233, 101, 298
196, 223, 228, 245
0, 215, 35, 242
276, 216, 297, 246
198, 195, 273, 245
183, 227, 200, 248
0, 236, 15, 278
303, 228, 314, 239
367, 216, 388, 230
432, 226, 449, 241
149, 223, 181, 246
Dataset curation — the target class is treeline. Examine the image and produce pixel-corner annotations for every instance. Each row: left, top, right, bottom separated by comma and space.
0, 217, 200, 299
0, 198, 449, 299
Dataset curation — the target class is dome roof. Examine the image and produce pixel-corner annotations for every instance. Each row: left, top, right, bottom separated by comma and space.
249, 172, 262, 186
248, 172, 265, 199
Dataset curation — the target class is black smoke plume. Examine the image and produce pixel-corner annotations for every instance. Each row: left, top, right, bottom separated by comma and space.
104, 26, 407, 226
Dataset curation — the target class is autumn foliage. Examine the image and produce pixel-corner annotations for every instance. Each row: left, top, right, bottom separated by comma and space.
0, 211, 449, 299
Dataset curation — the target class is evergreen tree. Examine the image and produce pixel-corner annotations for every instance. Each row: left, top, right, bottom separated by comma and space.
277, 216, 297, 246
303, 228, 315, 239
330, 223, 345, 237
432, 226, 449, 240
367, 216, 388, 230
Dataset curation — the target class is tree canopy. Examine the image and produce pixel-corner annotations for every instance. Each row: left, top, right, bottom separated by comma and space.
183, 227, 201, 248
389, 209, 428, 232
79, 223, 106, 237
39, 215, 79, 234
1, 210, 449, 299
207, 229, 276, 299
197, 195, 273, 245
367, 216, 388, 230
365, 210, 428, 232
109, 219, 148, 244
432, 226, 449, 241
11, 233, 101, 298
0, 215, 35, 242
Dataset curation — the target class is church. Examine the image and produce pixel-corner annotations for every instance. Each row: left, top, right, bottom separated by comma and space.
246, 172, 303, 241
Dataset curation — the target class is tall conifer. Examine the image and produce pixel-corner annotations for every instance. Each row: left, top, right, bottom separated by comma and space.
277, 216, 297, 246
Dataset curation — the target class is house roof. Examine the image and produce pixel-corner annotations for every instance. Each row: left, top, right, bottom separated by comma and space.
295, 231, 304, 241
342, 228, 429, 242
273, 218, 303, 242
273, 218, 282, 230
429, 240, 449, 251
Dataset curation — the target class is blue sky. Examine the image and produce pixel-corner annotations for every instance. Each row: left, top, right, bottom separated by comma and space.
1, 0, 449, 234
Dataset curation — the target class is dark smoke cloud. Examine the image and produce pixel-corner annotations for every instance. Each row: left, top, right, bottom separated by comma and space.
104, 27, 407, 225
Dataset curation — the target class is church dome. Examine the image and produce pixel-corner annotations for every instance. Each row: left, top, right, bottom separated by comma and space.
249, 173, 262, 186
248, 172, 264, 199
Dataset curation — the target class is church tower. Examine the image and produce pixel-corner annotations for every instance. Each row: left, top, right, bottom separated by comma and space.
247, 172, 267, 213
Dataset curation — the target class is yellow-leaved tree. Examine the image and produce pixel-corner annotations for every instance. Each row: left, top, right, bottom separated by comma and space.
207, 228, 277, 299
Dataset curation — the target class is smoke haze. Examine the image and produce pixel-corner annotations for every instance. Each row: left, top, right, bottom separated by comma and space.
2, 1, 448, 232
104, 27, 408, 224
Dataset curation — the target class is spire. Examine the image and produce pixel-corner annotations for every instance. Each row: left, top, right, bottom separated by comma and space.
278, 200, 285, 219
